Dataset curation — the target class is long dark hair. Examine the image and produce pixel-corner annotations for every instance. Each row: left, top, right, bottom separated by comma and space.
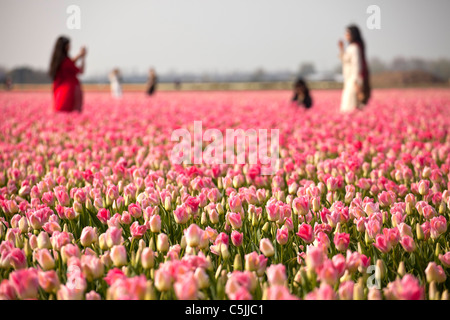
294, 78, 310, 96
347, 25, 365, 52
347, 25, 369, 78
49, 36, 70, 79
347, 24, 371, 104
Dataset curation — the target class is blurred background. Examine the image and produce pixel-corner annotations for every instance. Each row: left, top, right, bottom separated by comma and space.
1, 0, 449, 91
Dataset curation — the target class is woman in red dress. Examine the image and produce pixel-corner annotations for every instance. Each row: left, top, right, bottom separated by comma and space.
49, 36, 87, 112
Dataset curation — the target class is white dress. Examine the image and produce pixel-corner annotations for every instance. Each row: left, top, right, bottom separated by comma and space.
109, 73, 122, 98
340, 43, 363, 113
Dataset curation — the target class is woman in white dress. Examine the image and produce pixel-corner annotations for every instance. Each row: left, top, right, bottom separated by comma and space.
338, 25, 370, 112
109, 68, 122, 98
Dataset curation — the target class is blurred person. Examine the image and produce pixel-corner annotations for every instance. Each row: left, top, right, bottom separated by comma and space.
174, 79, 181, 90
4, 76, 13, 91
146, 68, 158, 96
49, 36, 86, 112
291, 77, 312, 109
338, 25, 371, 112
109, 68, 123, 98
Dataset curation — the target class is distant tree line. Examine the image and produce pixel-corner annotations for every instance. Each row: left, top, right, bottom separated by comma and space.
1, 56, 450, 85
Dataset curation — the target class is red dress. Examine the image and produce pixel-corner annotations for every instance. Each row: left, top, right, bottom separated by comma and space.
53, 57, 83, 112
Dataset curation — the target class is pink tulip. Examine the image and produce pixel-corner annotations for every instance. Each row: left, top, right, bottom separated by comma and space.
338, 281, 354, 300
105, 227, 123, 248
384, 274, 424, 300
50, 231, 72, 251
259, 238, 274, 257
333, 232, 350, 252
34, 249, 55, 270
305, 245, 325, 269
318, 260, 338, 286
331, 254, 346, 277
174, 205, 189, 224
38, 270, 60, 293
438, 252, 450, 268
430, 215, 447, 239
227, 212, 242, 230
276, 227, 289, 245
97, 208, 111, 225
266, 264, 286, 286
174, 273, 198, 300
265, 285, 299, 300
128, 203, 142, 219
80, 226, 97, 247
9, 268, 39, 299
9, 248, 28, 270
157, 233, 170, 252
297, 223, 314, 243
85, 290, 101, 300
425, 262, 447, 283
110, 245, 127, 267
184, 224, 204, 248
231, 230, 243, 247
149, 214, 161, 233
81, 255, 104, 281
293, 196, 310, 216
400, 236, 416, 252
130, 221, 148, 239
373, 234, 392, 253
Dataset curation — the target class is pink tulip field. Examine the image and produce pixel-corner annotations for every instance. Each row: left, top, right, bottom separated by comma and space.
0, 88, 450, 300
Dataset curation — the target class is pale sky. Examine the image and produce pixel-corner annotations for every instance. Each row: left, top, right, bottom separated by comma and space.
0, 0, 449, 78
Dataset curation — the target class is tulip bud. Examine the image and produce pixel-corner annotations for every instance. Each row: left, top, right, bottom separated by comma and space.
98, 233, 108, 250
353, 278, 365, 300
157, 233, 169, 253
233, 253, 242, 270
149, 215, 161, 233
164, 196, 172, 211
35, 249, 56, 271
149, 237, 156, 251
201, 211, 208, 225
259, 238, 274, 257
23, 238, 32, 257
37, 232, 51, 249
435, 243, 442, 257
194, 268, 209, 290
312, 197, 320, 213
29, 234, 38, 250
73, 201, 83, 215
209, 209, 219, 224
19, 216, 28, 233
367, 287, 382, 300
80, 227, 97, 247
416, 223, 424, 240
438, 202, 446, 215
375, 259, 385, 281
262, 222, 270, 233
111, 245, 127, 267
397, 261, 406, 277
442, 290, 449, 301
85, 198, 94, 211
429, 281, 438, 300
216, 203, 224, 216
141, 247, 155, 269
221, 245, 230, 260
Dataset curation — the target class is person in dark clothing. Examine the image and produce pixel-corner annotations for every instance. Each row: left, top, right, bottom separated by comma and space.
292, 77, 312, 109
146, 68, 158, 96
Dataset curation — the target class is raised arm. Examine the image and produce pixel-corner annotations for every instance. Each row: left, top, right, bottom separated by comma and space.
338, 40, 345, 62
72, 46, 87, 73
